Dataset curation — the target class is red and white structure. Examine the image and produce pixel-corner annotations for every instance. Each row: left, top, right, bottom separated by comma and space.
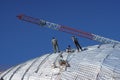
17, 14, 120, 45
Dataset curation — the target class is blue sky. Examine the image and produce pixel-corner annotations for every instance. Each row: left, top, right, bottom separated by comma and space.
0, 0, 120, 69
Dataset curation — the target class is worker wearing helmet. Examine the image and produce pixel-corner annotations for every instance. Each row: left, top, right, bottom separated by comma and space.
72, 36, 83, 52
66, 45, 72, 53
51, 37, 60, 53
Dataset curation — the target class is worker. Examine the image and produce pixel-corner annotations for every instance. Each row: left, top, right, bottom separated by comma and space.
58, 54, 70, 67
0, 77, 4, 80
66, 45, 72, 53
59, 54, 67, 66
51, 37, 60, 53
72, 36, 83, 52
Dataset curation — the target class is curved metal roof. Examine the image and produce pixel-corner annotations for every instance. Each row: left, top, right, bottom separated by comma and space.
0, 44, 120, 80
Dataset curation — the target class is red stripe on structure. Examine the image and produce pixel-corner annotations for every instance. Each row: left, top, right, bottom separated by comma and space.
17, 14, 94, 40
19, 15, 41, 25
60, 26, 92, 36
17, 14, 24, 19
60, 27, 93, 39
59, 25, 93, 39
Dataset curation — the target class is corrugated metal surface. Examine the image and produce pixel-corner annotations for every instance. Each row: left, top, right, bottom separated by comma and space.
0, 44, 120, 80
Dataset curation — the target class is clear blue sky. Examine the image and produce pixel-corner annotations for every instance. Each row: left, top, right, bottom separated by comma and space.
0, 0, 120, 69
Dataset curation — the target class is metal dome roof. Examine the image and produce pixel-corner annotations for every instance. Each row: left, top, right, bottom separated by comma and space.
0, 44, 120, 80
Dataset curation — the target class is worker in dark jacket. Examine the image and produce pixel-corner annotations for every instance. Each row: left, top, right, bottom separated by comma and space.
51, 37, 59, 53
72, 36, 83, 51
0, 77, 4, 80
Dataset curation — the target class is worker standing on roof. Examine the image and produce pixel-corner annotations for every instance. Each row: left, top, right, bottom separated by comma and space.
72, 36, 83, 52
51, 37, 60, 53
0, 77, 4, 80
